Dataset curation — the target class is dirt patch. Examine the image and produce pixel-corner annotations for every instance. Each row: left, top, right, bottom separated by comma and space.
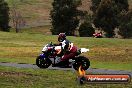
0, 71, 34, 77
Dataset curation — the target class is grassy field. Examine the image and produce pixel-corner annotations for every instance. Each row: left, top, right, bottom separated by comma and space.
0, 66, 132, 88
6, 0, 53, 27
5, 0, 132, 28
0, 31, 132, 88
0, 31, 132, 71
10, 25, 52, 35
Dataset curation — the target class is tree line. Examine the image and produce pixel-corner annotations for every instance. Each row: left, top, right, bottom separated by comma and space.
50, 0, 132, 38
0, 0, 132, 38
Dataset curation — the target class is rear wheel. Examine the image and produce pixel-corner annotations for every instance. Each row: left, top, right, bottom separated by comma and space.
73, 56, 90, 71
36, 56, 52, 68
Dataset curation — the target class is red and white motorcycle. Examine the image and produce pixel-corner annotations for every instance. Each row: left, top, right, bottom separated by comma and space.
36, 42, 90, 70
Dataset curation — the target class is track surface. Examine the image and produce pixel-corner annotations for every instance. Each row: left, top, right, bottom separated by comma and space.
0, 62, 132, 76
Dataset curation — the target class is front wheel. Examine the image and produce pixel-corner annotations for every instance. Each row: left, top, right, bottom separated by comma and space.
73, 56, 90, 71
36, 55, 52, 68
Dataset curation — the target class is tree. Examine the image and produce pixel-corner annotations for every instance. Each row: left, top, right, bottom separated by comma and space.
50, 0, 81, 35
0, 0, 10, 32
118, 10, 132, 38
79, 14, 95, 37
79, 22, 95, 37
10, 0, 26, 33
94, 0, 118, 37
90, 0, 101, 14
91, 0, 129, 37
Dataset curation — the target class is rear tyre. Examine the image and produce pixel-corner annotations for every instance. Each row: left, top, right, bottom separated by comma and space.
77, 76, 85, 85
73, 56, 90, 71
36, 56, 52, 68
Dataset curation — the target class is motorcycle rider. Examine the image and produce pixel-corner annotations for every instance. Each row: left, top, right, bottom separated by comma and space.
54, 33, 78, 67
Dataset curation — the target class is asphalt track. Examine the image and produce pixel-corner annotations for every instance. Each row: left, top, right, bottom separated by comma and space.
0, 62, 132, 77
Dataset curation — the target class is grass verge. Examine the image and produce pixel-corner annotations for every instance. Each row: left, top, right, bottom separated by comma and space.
0, 66, 132, 88
0, 31, 132, 71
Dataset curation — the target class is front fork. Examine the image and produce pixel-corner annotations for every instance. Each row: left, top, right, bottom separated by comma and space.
39, 54, 45, 58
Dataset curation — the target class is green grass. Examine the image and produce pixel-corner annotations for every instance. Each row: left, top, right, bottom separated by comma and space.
0, 66, 132, 88
0, 31, 56, 63
16, 25, 52, 34
91, 61, 132, 70
0, 31, 132, 71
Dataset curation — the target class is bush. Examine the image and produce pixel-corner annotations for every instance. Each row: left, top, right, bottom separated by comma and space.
91, 0, 129, 38
0, 0, 10, 32
118, 10, 132, 38
118, 20, 132, 38
79, 22, 95, 37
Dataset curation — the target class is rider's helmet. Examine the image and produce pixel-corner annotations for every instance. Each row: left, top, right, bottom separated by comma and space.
58, 33, 66, 42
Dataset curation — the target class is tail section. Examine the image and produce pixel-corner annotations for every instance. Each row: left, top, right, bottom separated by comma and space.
80, 48, 89, 53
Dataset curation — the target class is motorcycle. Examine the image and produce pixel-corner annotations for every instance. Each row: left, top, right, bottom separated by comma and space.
36, 42, 90, 70
93, 32, 102, 38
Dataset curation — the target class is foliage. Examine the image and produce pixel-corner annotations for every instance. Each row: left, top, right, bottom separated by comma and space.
94, 0, 118, 37
90, 0, 101, 14
79, 22, 94, 37
91, 0, 129, 37
79, 15, 95, 37
118, 10, 132, 38
50, 0, 81, 35
0, 0, 10, 32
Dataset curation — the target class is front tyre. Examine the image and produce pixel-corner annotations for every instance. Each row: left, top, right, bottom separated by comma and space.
36, 56, 51, 68
73, 56, 90, 71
